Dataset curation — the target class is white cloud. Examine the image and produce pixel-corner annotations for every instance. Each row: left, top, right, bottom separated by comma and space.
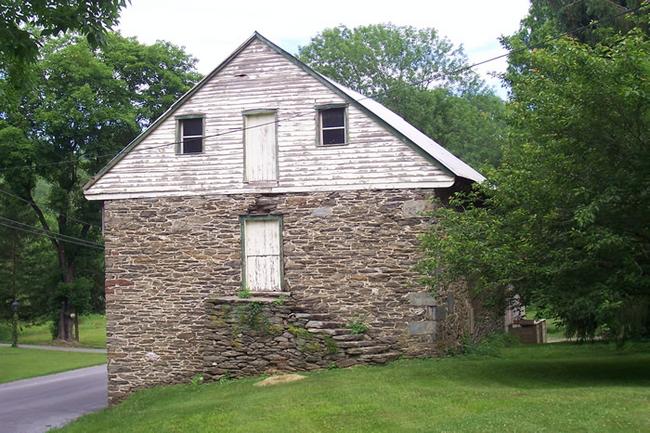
118, 0, 530, 95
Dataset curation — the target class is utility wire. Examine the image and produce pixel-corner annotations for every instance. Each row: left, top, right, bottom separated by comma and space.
0, 187, 100, 228
0, 1, 646, 174
0, 216, 103, 248
0, 216, 104, 250
449, 1, 649, 76
0, 221, 104, 250
0, 110, 318, 173
0, 1, 645, 245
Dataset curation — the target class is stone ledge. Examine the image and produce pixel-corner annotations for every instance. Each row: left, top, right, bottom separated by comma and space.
208, 292, 292, 304
250, 291, 292, 297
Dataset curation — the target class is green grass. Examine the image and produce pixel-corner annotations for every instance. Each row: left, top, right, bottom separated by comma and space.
0, 314, 106, 348
0, 347, 106, 383
54, 342, 650, 433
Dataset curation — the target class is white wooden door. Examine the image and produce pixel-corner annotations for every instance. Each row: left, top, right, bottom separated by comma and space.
244, 113, 277, 182
244, 218, 282, 291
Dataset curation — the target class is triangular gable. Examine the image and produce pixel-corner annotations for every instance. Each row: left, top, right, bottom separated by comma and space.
84, 32, 484, 192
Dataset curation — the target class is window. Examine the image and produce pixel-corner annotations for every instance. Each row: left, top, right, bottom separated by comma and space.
178, 117, 204, 154
319, 106, 347, 146
241, 216, 282, 292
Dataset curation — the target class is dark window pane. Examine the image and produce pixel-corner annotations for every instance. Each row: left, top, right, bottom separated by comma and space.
182, 118, 203, 137
183, 137, 202, 153
322, 128, 345, 145
321, 108, 345, 128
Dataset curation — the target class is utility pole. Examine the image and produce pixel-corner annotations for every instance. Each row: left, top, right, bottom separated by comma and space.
11, 299, 19, 348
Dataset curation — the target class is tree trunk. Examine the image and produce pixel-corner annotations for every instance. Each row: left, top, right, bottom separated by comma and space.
29, 199, 84, 343
11, 238, 18, 348
74, 311, 79, 342
55, 244, 76, 342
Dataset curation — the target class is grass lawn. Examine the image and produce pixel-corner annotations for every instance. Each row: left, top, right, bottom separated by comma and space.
0, 347, 106, 384
0, 314, 106, 348
53, 342, 650, 433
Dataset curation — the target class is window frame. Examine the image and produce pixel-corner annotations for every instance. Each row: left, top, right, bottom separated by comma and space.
175, 114, 205, 155
316, 103, 348, 147
239, 214, 284, 292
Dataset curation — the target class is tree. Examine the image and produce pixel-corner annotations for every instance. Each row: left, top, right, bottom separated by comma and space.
99, 34, 202, 128
421, 24, 650, 340
299, 24, 506, 168
382, 86, 507, 168
503, 0, 649, 82
0, 0, 128, 67
0, 34, 201, 341
0, 177, 37, 325
0, 172, 59, 335
298, 24, 483, 97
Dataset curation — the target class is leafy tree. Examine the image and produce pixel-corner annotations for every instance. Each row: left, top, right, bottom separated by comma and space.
503, 0, 649, 81
0, 175, 59, 329
421, 25, 650, 341
0, 0, 128, 67
383, 85, 506, 168
0, 178, 37, 323
299, 24, 506, 168
298, 24, 483, 97
99, 34, 202, 128
0, 34, 200, 341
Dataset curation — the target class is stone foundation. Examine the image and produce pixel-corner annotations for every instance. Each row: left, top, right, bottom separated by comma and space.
103, 189, 494, 403
204, 295, 400, 379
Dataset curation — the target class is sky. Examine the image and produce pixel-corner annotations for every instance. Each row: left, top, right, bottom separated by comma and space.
118, 0, 532, 96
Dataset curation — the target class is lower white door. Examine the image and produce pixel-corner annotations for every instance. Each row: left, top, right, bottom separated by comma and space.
243, 218, 282, 291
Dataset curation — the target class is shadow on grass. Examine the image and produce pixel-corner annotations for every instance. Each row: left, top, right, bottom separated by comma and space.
442, 343, 650, 389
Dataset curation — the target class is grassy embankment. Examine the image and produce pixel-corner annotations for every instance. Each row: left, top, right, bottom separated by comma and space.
0, 347, 106, 383
54, 342, 650, 433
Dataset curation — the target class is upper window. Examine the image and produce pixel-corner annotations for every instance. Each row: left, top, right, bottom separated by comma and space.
319, 107, 347, 146
178, 117, 203, 154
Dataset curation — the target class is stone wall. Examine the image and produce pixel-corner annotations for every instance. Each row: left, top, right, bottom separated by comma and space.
103, 189, 486, 403
204, 295, 400, 379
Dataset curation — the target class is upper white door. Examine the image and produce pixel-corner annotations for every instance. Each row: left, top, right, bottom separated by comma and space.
243, 218, 282, 291
244, 112, 277, 182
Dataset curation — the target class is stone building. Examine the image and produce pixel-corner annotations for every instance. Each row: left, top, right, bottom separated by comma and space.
84, 32, 491, 403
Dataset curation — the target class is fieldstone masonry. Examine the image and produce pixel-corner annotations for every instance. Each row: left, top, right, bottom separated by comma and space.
204, 295, 400, 380
103, 189, 493, 403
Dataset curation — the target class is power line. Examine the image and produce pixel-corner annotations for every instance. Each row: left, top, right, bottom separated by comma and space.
0, 1, 646, 174
0, 221, 104, 250
0, 216, 104, 250
449, 1, 649, 76
0, 187, 100, 228
0, 215, 104, 248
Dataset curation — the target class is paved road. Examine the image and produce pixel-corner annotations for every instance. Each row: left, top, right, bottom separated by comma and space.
0, 343, 106, 354
0, 365, 107, 433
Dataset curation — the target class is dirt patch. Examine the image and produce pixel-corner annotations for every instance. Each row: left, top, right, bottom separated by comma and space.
254, 374, 306, 387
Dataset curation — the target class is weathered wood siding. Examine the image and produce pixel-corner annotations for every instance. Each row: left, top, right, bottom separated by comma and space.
85, 39, 454, 200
